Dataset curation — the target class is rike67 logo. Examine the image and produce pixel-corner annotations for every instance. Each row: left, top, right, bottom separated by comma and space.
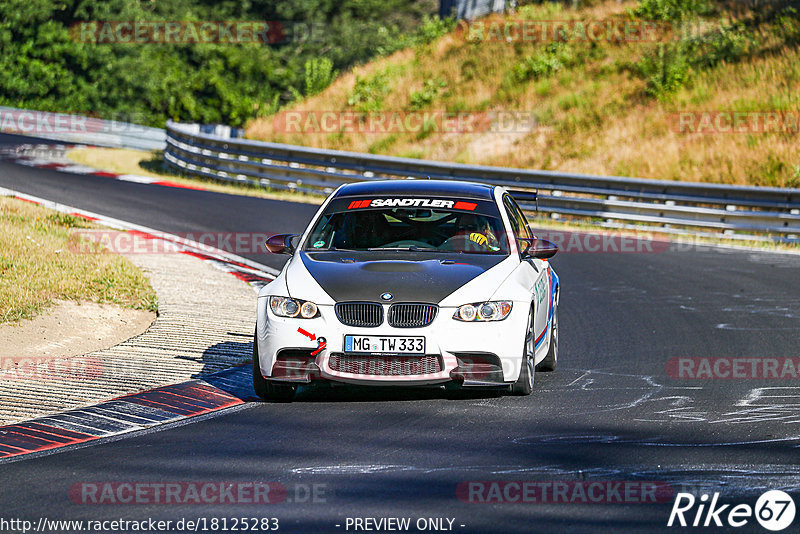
668, 490, 796, 531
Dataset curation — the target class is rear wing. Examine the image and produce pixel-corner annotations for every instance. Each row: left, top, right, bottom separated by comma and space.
509, 189, 538, 212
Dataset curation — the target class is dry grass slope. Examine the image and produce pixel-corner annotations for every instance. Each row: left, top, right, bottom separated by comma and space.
246, 0, 800, 187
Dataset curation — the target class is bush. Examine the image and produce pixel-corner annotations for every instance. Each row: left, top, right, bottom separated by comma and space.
409, 15, 457, 47
408, 78, 447, 110
632, 0, 709, 22
510, 43, 574, 84
304, 58, 338, 97
689, 23, 756, 69
347, 72, 391, 112
638, 43, 692, 99
774, 7, 800, 45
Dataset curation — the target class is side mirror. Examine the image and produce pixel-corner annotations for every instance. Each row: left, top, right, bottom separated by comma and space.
518, 238, 558, 260
264, 234, 299, 255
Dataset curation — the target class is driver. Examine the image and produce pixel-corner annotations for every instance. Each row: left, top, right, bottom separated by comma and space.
448, 213, 501, 252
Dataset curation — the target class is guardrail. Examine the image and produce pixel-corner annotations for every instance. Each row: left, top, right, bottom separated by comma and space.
164, 120, 800, 241
0, 106, 165, 151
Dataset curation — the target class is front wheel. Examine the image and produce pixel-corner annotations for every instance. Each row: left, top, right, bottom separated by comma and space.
536, 303, 558, 372
252, 328, 296, 402
510, 308, 535, 396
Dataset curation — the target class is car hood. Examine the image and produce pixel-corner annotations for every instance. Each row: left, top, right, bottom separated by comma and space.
296, 251, 507, 304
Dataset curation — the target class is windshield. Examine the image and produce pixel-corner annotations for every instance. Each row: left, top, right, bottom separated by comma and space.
303, 206, 509, 254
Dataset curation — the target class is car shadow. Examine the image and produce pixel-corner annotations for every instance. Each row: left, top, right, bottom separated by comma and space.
198, 338, 507, 403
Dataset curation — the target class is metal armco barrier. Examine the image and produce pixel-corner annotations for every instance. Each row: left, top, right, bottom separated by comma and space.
164, 120, 800, 241
0, 106, 165, 151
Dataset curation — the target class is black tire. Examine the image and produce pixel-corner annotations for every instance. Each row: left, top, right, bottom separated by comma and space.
536, 302, 558, 372
511, 308, 535, 396
252, 328, 296, 402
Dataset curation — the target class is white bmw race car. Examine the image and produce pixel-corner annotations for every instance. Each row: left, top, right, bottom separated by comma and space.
254, 180, 559, 400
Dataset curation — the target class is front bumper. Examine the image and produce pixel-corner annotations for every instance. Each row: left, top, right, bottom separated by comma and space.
256, 301, 529, 386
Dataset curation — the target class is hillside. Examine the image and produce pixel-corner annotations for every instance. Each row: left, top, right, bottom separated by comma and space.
247, 0, 800, 187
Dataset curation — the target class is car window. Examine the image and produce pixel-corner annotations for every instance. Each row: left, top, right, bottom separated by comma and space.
503, 195, 531, 241
509, 196, 533, 239
303, 206, 510, 254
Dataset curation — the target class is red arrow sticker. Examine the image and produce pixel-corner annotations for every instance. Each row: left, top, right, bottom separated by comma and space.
297, 327, 316, 341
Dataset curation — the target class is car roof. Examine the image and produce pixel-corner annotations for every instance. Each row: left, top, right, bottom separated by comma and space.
333, 179, 496, 200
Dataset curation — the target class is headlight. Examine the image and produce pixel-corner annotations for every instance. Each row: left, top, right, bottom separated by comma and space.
453, 301, 512, 322
300, 301, 318, 318
457, 304, 477, 321
269, 296, 319, 318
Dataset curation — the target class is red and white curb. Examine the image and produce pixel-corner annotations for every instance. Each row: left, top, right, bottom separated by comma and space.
0, 365, 252, 461
0, 186, 279, 292
0, 143, 209, 191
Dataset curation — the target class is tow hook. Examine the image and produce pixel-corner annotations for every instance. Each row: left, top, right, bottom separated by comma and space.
311, 336, 327, 356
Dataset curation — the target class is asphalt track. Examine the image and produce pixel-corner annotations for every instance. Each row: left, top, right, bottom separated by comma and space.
1, 132, 800, 532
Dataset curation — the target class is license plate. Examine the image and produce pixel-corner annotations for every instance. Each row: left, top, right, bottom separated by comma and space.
344, 335, 425, 355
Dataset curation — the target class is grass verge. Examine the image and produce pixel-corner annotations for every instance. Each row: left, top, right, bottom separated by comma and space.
0, 196, 158, 324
